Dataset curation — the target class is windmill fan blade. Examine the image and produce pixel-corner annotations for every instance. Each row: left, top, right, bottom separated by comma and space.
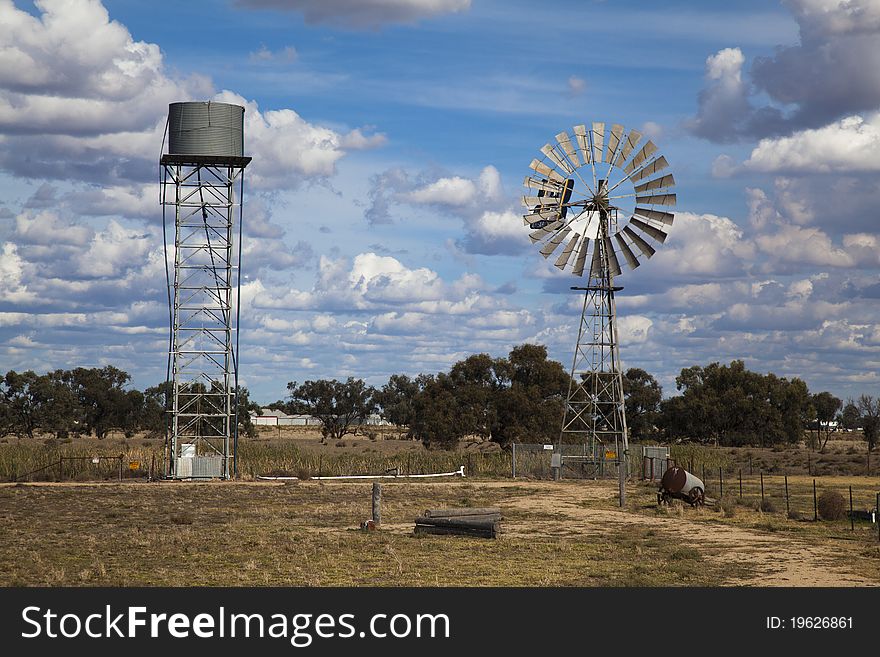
634, 207, 675, 225
630, 217, 668, 243
555, 132, 581, 168
523, 209, 560, 224
624, 140, 658, 174
572, 235, 590, 276
604, 236, 622, 277
634, 174, 675, 193
573, 124, 591, 163
623, 225, 656, 258
523, 196, 561, 208
530, 159, 565, 182
529, 220, 562, 243
554, 232, 581, 270
524, 176, 564, 193
589, 238, 603, 278
541, 144, 574, 174
605, 124, 624, 164
614, 232, 640, 270
629, 156, 669, 183
592, 122, 605, 164
612, 129, 642, 168
539, 226, 572, 258
635, 193, 676, 206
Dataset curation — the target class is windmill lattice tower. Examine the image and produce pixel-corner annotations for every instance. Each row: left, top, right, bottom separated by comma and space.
522, 122, 676, 504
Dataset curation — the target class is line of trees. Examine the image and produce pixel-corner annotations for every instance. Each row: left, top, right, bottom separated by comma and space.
3, 351, 877, 454
272, 352, 878, 452
0, 367, 258, 440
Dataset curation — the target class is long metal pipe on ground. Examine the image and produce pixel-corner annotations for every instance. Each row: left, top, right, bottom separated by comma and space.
257, 465, 466, 481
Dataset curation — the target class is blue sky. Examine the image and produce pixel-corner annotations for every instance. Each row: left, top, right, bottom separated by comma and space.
1, 0, 878, 404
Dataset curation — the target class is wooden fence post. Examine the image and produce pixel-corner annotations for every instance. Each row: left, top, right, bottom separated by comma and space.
760, 471, 765, 507
372, 482, 381, 526
813, 480, 818, 521
784, 474, 789, 516
511, 443, 516, 479
739, 469, 742, 498
719, 467, 723, 498
850, 486, 854, 532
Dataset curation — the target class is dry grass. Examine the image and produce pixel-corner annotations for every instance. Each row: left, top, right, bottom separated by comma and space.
0, 479, 753, 587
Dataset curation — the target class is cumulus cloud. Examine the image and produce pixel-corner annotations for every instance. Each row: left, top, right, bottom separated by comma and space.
213, 90, 385, 188
647, 211, 755, 279
0, 1, 385, 190
233, 0, 471, 29
688, 1, 880, 141
742, 114, 880, 173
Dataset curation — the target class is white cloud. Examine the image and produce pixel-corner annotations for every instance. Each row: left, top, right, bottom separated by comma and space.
649, 211, 755, 278
233, 0, 472, 29
75, 220, 153, 279
214, 90, 386, 188
566, 75, 586, 97
15, 210, 93, 246
0, 243, 37, 304
743, 114, 880, 173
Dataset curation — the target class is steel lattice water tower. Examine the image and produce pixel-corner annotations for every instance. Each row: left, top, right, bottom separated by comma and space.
160, 101, 251, 479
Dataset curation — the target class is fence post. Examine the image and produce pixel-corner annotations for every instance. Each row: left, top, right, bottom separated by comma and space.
784, 474, 789, 516
511, 443, 516, 479
372, 482, 382, 526
739, 469, 742, 498
58, 457, 63, 482
813, 479, 818, 521
850, 486, 854, 532
719, 467, 723, 499
807, 453, 811, 476
118, 455, 122, 481
760, 471, 764, 507
749, 454, 752, 476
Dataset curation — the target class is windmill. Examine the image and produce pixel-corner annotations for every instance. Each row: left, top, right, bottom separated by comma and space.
522, 122, 675, 505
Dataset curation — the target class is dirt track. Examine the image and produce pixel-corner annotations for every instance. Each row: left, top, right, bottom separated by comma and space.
492, 481, 875, 587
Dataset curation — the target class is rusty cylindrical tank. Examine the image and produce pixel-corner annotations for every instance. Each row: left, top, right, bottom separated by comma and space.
659, 466, 705, 506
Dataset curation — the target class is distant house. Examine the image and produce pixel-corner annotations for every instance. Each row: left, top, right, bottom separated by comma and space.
361, 413, 393, 427
251, 408, 322, 427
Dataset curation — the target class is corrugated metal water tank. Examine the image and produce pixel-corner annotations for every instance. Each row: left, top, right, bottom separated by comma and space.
168, 101, 244, 157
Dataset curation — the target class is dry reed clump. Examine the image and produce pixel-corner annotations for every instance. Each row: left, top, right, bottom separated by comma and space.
817, 490, 846, 520
719, 497, 736, 518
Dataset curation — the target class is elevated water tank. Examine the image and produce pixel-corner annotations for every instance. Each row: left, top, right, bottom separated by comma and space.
167, 101, 244, 158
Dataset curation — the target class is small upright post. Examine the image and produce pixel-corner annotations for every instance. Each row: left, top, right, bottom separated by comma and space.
372, 483, 382, 526
784, 474, 790, 516
512, 443, 517, 479
719, 467, 723, 499
813, 480, 818, 521
849, 486, 854, 531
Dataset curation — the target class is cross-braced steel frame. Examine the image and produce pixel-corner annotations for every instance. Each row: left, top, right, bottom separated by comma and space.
559, 183, 629, 501
160, 154, 250, 479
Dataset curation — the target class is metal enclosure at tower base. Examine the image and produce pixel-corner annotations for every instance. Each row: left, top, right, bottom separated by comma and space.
160, 101, 251, 480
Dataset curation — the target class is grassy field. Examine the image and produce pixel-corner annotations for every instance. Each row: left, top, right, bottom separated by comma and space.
1, 476, 877, 587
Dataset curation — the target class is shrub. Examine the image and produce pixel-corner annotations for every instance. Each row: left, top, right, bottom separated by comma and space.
668, 547, 702, 561
787, 509, 802, 520
817, 490, 846, 520
169, 512, 193, 525
719, 498, 736, 518
760, 499, 776, 513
